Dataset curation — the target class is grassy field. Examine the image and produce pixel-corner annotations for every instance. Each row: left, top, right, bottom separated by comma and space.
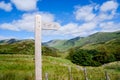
0, 54, 120, 80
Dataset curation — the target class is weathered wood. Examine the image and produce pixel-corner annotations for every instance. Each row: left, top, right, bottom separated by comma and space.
42, 22, 60, 30
105, 71, 110, 80
45, 73, 48, 80
83, 67, 88, 80
35, 14, 59, 80
35, 15, 42, 80
68, 66, 72, 80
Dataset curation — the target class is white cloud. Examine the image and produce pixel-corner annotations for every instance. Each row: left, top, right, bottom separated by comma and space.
0, 35, 34, 40
0, 13, 35, 31
0, 23, 19, 31
0, 0, 120, 39
0, 1, 12, 11
99, 21, 120, 32
23, 36, 34, 39
50, 22, 97, 37
97, 13, 114, 21
79, 22, 97, 32
0, 12, 59, 32
41, 12, 54, 23
11, 0, 38, 11
72, 0, 120, 37
96, 1, 119, 22
59, 23, 78, 34
0, 35, 16, 40
100, 1, 118, 12
74, 5, 96, 21
74, 1, 119, 22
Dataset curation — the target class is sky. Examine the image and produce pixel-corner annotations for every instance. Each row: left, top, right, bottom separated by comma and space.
0, 0, 120, 42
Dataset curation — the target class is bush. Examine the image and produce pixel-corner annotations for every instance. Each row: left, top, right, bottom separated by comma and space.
67, 49, 116, 66
71, 50, 93, 66
93, 52, 116, 64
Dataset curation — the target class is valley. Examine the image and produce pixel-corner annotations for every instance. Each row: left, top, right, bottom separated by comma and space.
0, 31, 120, 80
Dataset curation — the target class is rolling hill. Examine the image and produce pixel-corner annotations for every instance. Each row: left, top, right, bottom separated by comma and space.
0, 39, 59, 56
0, 31, 120, 51
43, 31, 120, 51
0, 39, 34, 54
0, 38, 20, 44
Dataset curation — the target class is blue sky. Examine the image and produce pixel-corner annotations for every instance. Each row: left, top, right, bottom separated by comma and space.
0, 0, 120, 42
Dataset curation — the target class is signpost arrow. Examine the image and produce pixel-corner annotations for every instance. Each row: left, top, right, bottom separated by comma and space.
42, 22, 60, 30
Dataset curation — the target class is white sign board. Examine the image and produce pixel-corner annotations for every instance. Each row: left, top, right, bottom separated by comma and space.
42, 22, 60, 30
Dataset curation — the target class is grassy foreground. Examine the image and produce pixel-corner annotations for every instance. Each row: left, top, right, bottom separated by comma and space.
0, 54, 120, 80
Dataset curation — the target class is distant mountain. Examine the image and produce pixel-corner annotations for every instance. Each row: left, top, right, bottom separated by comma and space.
0, 38, 20, 44
43, 39, 67, 50
81, 37, 120, 53
43, 31, 120, 51
0, 31, 120, 51
0, 39, 35, 45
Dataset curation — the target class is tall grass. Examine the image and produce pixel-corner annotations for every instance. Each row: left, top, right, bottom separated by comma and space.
0, 54, 120, 80
0, 54, 34, 80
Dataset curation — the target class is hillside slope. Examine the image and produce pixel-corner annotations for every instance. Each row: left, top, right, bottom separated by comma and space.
44, 31, 120, 51
0, 31, 120, 51
81, 37, 120, 60
0, 40, 59, 56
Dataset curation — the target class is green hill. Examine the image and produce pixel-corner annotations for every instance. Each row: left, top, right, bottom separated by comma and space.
1, 31, 120, 51
0, 40, 59, 57
43, 39, 67, 50
0, 39, 34, 54
43, 31, 120, 51
66, 37, 120, 67
81, 37, 120, 53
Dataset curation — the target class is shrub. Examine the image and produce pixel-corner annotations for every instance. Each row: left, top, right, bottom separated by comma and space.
67, 49, 116, 66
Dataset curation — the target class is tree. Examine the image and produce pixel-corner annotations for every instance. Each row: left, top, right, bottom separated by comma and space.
67, 48, 116, 66
93, 51, 116, 64
68, 49, 94, 66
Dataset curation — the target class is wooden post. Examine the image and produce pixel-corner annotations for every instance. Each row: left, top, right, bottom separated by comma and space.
83, 67, 88, 80
35, 14, 59, 80
105, 71, 110, 80
45, 73, 48, 80
68, 66, 72, 80
35, 15, 42, 80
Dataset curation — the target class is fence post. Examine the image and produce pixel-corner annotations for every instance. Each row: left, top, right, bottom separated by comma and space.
68, 66, 72, 80
83, 67, 88, 80
45, 73, 48, 80
105, 71, 110, 80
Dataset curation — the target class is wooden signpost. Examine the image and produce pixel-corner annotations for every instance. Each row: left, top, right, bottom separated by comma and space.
35, 15, 59, 80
